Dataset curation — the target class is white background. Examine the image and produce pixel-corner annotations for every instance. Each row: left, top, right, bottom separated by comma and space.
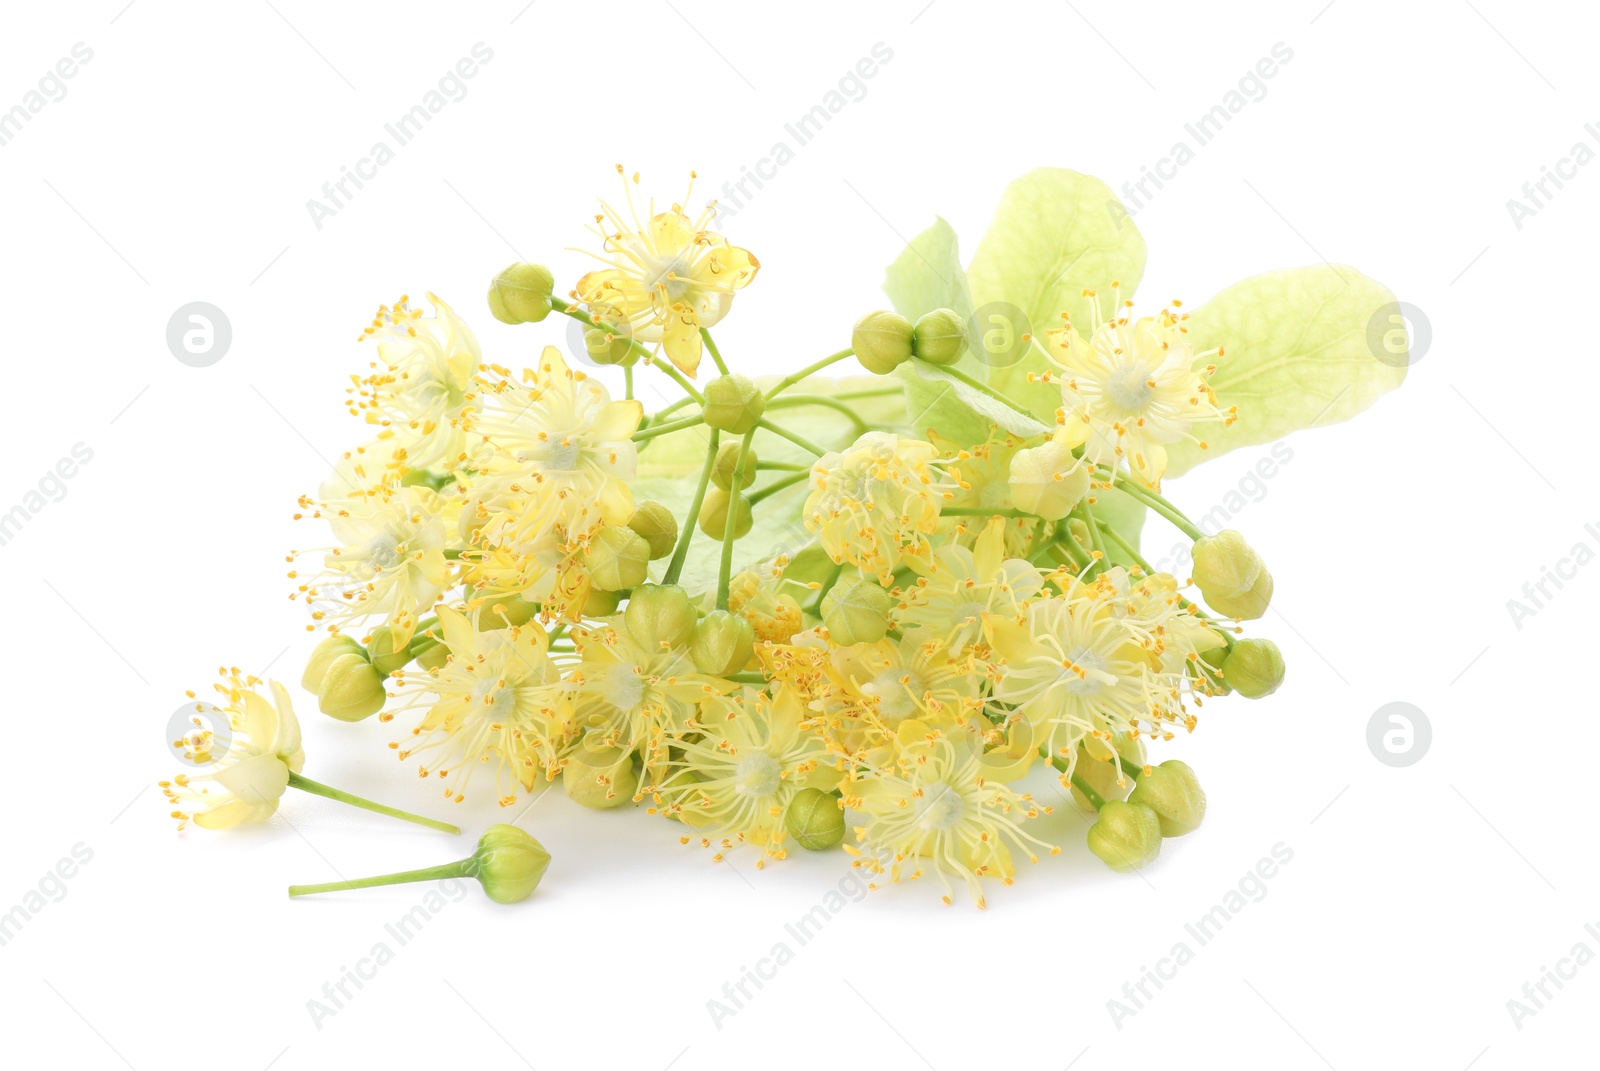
0, 1, 1593, 1068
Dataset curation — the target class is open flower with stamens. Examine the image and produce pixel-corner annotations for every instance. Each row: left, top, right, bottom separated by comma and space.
988, 568, 1222, 777
896, 517, 1043, 654
387, 606, 571, 806
804, 431, 956, 584
1042, 290, 1235, 488
565, 618, 733, 782
575, 167, 759, 378
844, 723, 1056, 908
162, 671, 305, 831
463, 346, 641, 555
654, 686, 839, 863
350, 293, 480, 472
809, 630, 983, 759
293, 484, 456, 652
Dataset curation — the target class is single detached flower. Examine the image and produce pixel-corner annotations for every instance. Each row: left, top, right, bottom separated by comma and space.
575, 167, 759, 378
289, 824, 550, 904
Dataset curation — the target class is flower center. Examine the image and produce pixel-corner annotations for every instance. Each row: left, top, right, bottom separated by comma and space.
1060, 647, 1112, 695
605, 664, 645, 712
914, 783, 967, 831
1106, 364, 1154, 412
734, 752, 782, 797
867, 668, 924, 723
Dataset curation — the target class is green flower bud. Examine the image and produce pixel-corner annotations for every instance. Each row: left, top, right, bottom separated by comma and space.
690, 609, 755, 675
361, 626, 413, 676
785, 787, 845, 851
486, 263, 555, 325
583, 587, 622, 616
627, 500, 679, 559
1206, 567, 1273, 620
851, 310, 915, 375
1087, 800, 1163, 872
317, 652, 388, 723
624, 584, 698, 650
701, 374, 766, 434
711, 439, 759, 491
563, 744, 639, 810
415, 642, 449, 671
582, 326, 637, 366
302, 634, 364, 693
912, 308, 968, 365
698, 488, 752, 540
582, 525, 652, 591
1192, 529, 1262, 599
475, 594, 539, 631
820, 571, 892, 646
470, 824, 552, 903
1221, 638, 1285, 698
1127, 760, 1206, 837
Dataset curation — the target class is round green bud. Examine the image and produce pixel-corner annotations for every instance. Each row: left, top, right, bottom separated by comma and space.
1221, 638, 1285, 699
415, 641, 449, 672
1191, 529, 1262, 600
912, 308, 968, 365
851, 310, 915, 375
486, 263, 555, 325
581, 525, 652, 592
701, 374, 766, 434
820, 571, 893, 646
583, 326, 637, 367
1087, 800, 1163, 872
302, 634, 365, 693
690, 609, 755, 675
785, 787, 845, 851
562, 746, 639, 810
698, 488, 752, 540
1127, 760, 1206, 838
624, 584, 697, 650
627, 500, 679, 559
711, 439, 759, 491
363, 625, 412, 676
316, 652, 388, 723
469, 824, 552, 904
583, 587, 622, 616
475, 594, 538, 631
1206, 567, 1273, 621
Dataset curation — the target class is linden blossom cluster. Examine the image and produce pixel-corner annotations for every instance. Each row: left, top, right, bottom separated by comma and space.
167, 165, 1409, 908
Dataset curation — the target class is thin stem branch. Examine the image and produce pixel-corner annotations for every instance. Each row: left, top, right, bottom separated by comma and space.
663, 429, 720, 586
757, 418, 827, 457
717, 431, 755, 610
287, 773, 460, 834
764, 347, 853, 401
701, 328, 730, 376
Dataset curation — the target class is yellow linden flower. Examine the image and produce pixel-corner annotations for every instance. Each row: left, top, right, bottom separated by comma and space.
388, 606, 570, 806
934, 431, 1037, 558
464, 345, 642, 553
575, 167, 760, 378
844, 723, 1056, 908
727, 566, 805, 645
988, 567, 1221, 774
655, 687, 839, 863
1042, 290, 1235, 488
162, 671, 305, 831
808, 629, 983, 759
458, 519, 593, 626
804, 432, 956, 584
293, 484, 456, 653
565, 618, 731, 782
896, 517, 1043, 654
351, 293, 479, 472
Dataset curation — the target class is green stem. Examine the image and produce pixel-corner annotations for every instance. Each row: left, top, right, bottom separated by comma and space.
550, 297, 704, 404
701, 328, 730, 376
805, 561, 845, 616
663, 430, 720, 586
768, 394, 870, 434
764, 347, 853, 400
833, 387, 903, 400
1047, 755, 1107, 810
940, 506, 1035, 518
287, 773, 460, 834
930, 362, 1042, 424
727, 672, 769, 685
757, 461, 810, 472
624, 365, 634, 400
746, 470, 809, 504
289, 858, 473, 897
757, 418, 827, 457
633, 414, 706, 441
1094, 467, 1203, 541
717, 431, 755, 610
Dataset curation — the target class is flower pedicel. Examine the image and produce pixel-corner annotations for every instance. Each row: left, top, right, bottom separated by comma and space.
168, 166, 1409, 907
